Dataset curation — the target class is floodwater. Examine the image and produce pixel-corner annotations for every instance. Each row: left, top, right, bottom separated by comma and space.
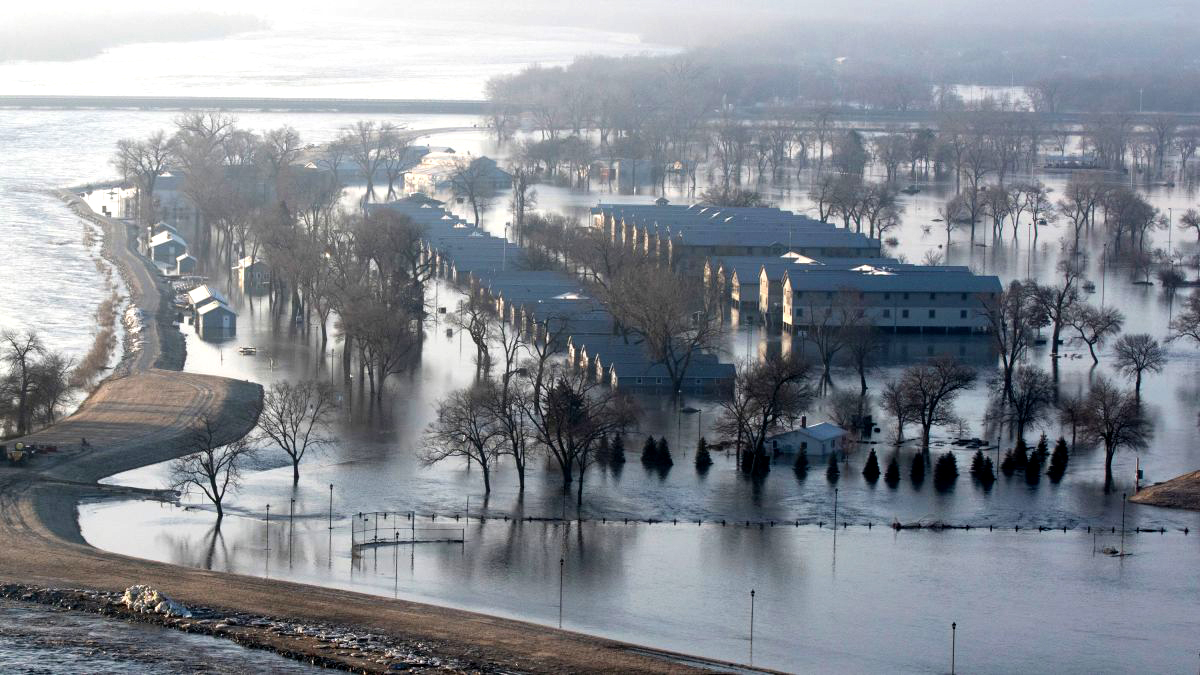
1, 29, 1199, 668
75, 124, 1200, 672
0, 599, 322, 673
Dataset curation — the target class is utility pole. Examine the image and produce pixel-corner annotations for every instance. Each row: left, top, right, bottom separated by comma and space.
558, 557, 565, 629
951, 622, 957, 674
749, 589, 756, 665
265, 504, 271, 551
328, 484, 334, 530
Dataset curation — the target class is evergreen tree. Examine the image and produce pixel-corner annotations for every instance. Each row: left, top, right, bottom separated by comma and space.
1011, 438, 1029, 471
695, 436, 713, 472
884, 454, 901, 487
979, 456, 996, 487
1025, 438, 1046, 485
1047, 436, 1070, 482
1032, 434, 1050, 466
910, 451, 926, 487
933, 451, 958, 490
862, 449, 881, 483
1000, 451, 1015, 476
656, 437, 673, 467
597, 434, 611, 465
826, 452, 840, 483
970, 450, 985, 478
793, 448, 809, 479
641, 435, 658, 466
610, 434, 626, 464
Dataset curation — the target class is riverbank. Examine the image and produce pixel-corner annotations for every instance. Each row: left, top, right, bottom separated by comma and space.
1131, 470, 1200, 511
0, 193, 732, 673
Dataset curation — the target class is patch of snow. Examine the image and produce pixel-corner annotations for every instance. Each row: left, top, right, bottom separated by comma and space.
121, 585, 191, 618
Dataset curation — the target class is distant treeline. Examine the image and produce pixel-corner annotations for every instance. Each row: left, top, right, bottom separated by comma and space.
490, 54, 1200, 117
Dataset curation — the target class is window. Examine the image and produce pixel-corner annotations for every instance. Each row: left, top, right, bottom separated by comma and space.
961, 293, 968, 300
796, 308, 804, 317
655, 378, 662, 385
903, 292, 910, 300
636, 377, 643, 384
960, 310, 968, 319
883, 309, 891, 317
929, 309, 936, 318
930, 293, 936, 300
902, 309, 909, 318
884, 292, 891, 300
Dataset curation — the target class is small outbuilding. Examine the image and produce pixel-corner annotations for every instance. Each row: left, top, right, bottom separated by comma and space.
175, 253, 197, 276
767, 422, 848, 456
196, 301, 237, 340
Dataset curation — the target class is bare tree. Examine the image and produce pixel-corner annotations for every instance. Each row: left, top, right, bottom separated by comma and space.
168, 419, 255, 527
1169, 292, 1200, 344
1081, 376, 1149, 487
607, 265, 723, 396
1032, 254, 1086, 364
111, 130, 172, 225
880, 378, 914, 444
898, 356, 977, 452
257, 380, 338, 484
423, 383, 504, 493
715, 355, 814, 474
522, 368, 636, 504
1, 329, 44, 435
1179, 209, 1200, 244
1112, 334, 1166, 397
449, 157, 500, 226
1068, 303, 1125, 365
979, 280, 1037, 404
343, 120, 397, 204
28, 351, 74, 426
1004, 365, 1055, 440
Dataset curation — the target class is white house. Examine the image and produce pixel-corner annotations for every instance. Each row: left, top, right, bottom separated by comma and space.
767, 422, 847, 456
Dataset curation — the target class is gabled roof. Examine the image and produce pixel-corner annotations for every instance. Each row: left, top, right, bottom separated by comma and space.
197, 300, 235, 316
150, 231, 187, 248
186, 284, 228, 307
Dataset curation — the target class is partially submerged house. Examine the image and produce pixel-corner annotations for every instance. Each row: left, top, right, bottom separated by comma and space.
404, 153, 512, 195
233, 256, 270, 294
185, 284, 236, 340
196, 300, 237, 340
767, 422, 847, 456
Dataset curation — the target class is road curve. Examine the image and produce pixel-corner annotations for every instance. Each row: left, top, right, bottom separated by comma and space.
0, 192, 735, 672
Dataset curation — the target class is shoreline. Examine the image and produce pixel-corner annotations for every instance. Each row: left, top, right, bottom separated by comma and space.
0, 191, 736, 673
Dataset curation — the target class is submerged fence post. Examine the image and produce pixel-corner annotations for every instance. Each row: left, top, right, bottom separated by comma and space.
328, 484, 334, 530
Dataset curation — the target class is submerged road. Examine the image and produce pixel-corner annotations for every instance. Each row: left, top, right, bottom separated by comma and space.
0, 193, 735, 673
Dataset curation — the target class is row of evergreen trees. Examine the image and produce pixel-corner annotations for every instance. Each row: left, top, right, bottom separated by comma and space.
598, 433, 1070, 489
1000, 436, 1070, 483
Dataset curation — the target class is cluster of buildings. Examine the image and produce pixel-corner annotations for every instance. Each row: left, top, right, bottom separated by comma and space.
367, 196, 735, 394
591, 202, 884, 273
591, 201, 1002, 335
146, 222, 196, 276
